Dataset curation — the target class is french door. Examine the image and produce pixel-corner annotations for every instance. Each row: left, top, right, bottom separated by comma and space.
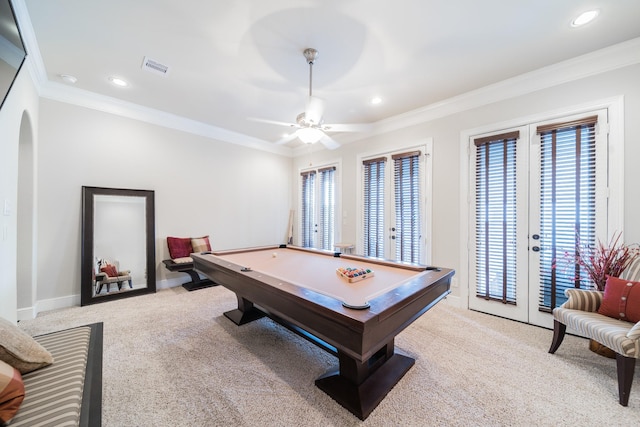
300, 165, 336, 251
361, 143, 431, 264
469, 110, 608, 327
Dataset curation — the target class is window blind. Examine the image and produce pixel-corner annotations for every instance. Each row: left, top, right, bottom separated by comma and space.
393, 151, 421, 263
537, 116, 597, 311
474, 131, 519, 304
318, 167, 335, 251
300, 170, 316, 248
363, 157, 386, 257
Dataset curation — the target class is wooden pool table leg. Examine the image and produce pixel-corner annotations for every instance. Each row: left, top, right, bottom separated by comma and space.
224, 295, 266, 325
315, 339, 415, 420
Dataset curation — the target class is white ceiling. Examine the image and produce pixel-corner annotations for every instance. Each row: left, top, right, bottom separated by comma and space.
17, 0, 640, 152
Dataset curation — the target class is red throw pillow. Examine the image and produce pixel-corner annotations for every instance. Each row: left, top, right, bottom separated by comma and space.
597, 276, 640, 323
0, 360, 25, 424
167, 237, 193, 259
100, 264, 118, 277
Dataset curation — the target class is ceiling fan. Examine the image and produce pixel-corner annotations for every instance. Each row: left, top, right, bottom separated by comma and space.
253, 48, 371, 150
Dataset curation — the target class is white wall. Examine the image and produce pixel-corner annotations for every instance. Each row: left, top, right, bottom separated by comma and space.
33, 99, 292, 311
4, 45, 639, 320
292, 63, 640, 302
0, 65, 39, 323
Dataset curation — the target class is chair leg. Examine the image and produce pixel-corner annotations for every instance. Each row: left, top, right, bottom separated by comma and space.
548, 320, 566, 354
616, 354, 636, 406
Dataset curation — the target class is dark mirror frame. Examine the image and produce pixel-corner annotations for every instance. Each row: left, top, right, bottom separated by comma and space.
0, 0, 28, 111
81, 186, 156, 306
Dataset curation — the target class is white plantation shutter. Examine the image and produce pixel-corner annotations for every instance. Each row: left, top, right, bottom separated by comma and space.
537, 116, 598, 311
474, 131, 519, 303
393, 151, 421, 263
363, 157, 386, 257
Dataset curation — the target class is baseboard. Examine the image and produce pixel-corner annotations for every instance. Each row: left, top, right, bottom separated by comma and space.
18, 294, 81, 320
38, 293, 81, 314
19, 280, 185, 319
442, 294, 462, 308
157, 278, 186, 290
17, 305, 37, 321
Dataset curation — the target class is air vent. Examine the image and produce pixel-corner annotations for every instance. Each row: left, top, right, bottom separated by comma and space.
141, 56, 170, 76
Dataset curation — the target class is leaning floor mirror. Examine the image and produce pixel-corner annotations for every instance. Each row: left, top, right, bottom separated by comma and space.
81, 186, 156, 306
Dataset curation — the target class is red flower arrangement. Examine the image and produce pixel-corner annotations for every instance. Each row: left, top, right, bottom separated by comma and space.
569, 232, 640, 291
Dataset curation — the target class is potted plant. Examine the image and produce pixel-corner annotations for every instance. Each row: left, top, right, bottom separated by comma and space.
572, 232, 639, 291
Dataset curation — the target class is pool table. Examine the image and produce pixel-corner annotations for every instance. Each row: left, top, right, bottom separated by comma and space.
192, 245, 454, 420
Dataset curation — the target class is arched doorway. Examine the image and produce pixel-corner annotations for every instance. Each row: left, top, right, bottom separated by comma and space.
17, 111, 35, 319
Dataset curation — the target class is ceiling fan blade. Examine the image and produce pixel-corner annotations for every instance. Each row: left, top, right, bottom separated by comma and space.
322, 123, 373, 133
305, 96, 325, 125
319, 134, 340, 150
248, 117, 297, 128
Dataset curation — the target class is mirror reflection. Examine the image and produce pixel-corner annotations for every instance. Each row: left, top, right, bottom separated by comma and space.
81, 186, 156, 306
93, 195, 147, 296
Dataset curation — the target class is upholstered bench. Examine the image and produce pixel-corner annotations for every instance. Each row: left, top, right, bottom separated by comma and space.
6, 323, 103, 426
549, 280, 640, 406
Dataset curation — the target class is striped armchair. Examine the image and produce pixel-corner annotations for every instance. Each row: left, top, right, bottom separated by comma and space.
549, 274, 640, 406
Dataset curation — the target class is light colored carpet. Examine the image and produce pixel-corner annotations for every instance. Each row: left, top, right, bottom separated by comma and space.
18, 286, 640, 426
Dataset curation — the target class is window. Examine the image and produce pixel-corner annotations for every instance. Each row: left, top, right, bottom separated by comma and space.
300, 170, 316, 248
474, 132, 519, 303
393, 151, 422, 263
465, 103, 617, 327
362, 148, 427, 262
300, 166, 336, 251
363, 157, 386, 257
537, 116, 598, 311
318, 167, 336, 250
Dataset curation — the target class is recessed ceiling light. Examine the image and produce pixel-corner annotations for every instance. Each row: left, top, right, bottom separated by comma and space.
109, 76, 129, 87
370, 96, 382, 105
60, 74, 77, 84
571, 10, 599, 27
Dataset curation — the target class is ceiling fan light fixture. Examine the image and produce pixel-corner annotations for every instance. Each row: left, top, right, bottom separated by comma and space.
297, 127, 324, 144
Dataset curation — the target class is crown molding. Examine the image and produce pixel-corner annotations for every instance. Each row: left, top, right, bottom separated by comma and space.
38, 81, 293, 156
12, 0, 46, 90
372, 37, 640, 137
39, 79, 292, 156
11, 0, 293, 156
12, 0, 640, 157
